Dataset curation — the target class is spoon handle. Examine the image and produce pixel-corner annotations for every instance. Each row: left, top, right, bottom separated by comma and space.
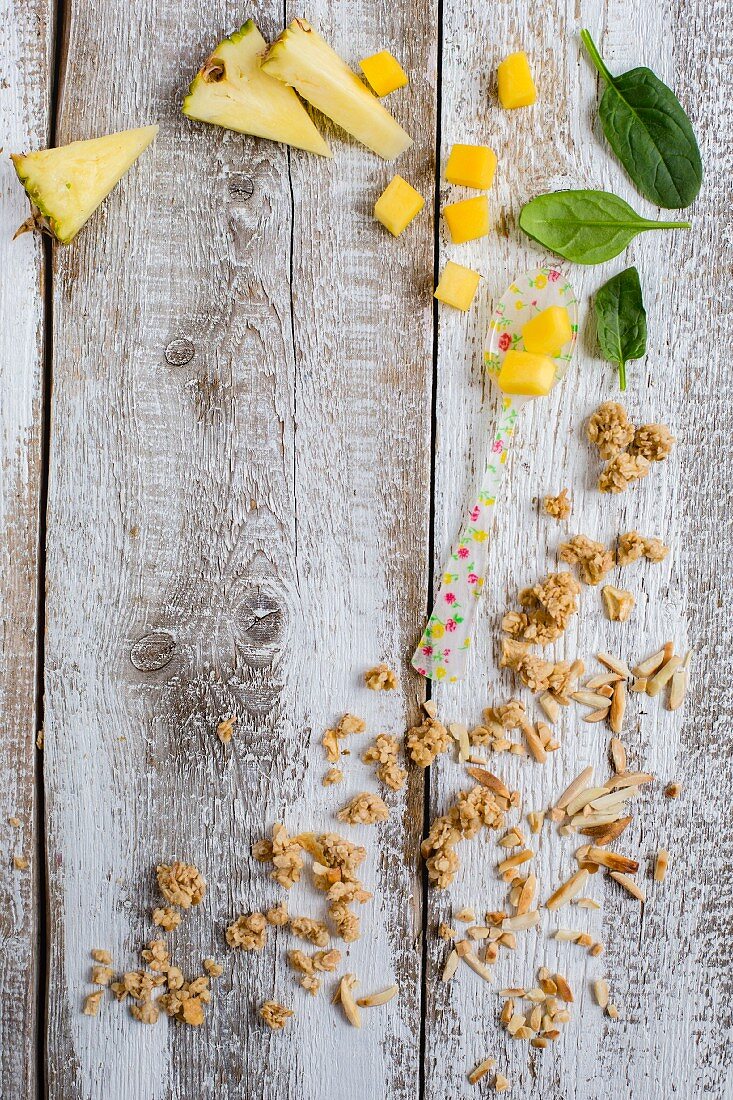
412, 398, 521, 681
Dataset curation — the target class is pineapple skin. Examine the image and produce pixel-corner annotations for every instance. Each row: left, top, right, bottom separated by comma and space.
182, 20, 331, 157
262, 20, 413, 161
11, 125, 158, 243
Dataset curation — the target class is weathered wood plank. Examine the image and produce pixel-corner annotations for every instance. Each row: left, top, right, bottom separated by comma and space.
43, 1, 434, 1097
0, 3, 52, 1097
425, 1, 730, 1097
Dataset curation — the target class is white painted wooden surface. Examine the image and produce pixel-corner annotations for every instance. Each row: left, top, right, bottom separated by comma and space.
0, 0, 730, 1097
0, 3, 51, 1098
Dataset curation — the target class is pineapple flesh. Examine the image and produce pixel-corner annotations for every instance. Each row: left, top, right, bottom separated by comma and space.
183, 21, 331, 157
262, 20, 412, 161
11, 125, 158, 243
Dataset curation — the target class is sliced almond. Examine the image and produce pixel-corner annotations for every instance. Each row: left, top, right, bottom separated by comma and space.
556, 766, 594, 810
609, 737, 627, 774
423, 699, 438, 718
521, 721, 547, 764
579, 816, 632, 846
356, 984, 398, 1008
554, 973, 573, 1002
572, 690, 615, 708
468, 1057, 495, 1085
609, 680, 626, 734
441, 949, 459, 982
647, 655, 682, 698
588, 787, 639, 812
506, 1012, 526, 1036
554, 929, 581, 942
500, 998, 515, 1023
633, 648, 667, 678
665, 781, 681, 799
654, 849, 669, 882
497, 849, 534, 874
463, 950, 493, 983
502, 910, 540, 931
570, 811, 620, 829
516, 874, 537, 916
565, 787, 610, 817
609, 871, 645, 902
467, 926, 491, 940
593, 978, 609, 1009
546, 868, 589, 910
527, 811, 545, 834
596, 652, 632, 678
630, 677, 648, 693
339, 974, 361, 1027
449, 722, 471, 763
603, 771, 654, 790
585, 673, 623, 690
583, 708, 610, 723
667, 666, 687, 711
538, 692, 560, 724
465, 766, 510, 800
575, 897, 601, 910
586, 847, 639, 874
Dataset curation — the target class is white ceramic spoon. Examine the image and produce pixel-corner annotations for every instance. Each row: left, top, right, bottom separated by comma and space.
412, 264, 578, 682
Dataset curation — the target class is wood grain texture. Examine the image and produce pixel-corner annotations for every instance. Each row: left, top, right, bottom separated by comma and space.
426, 1, 731, 1098
41, 1, 434, 1098
0, 2, 51, 1097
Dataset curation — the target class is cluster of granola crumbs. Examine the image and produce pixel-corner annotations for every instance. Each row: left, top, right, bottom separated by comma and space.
287, 946, 342, 994
364, 663, 398, 691
216, 715, 237, 744
586, 401, 635, 459
559, 534, 615, 586
226, 912, 268, 950
203, 958, 223, 978
599, 452, 650, 494
156, 862, 206, 909
588, 402, 674, 493
629, 423, 675, 462
152, 906, 181, 931
322, 713, 366, 763
617, 531, 669, 565
265, 902, 289, 926
422, 785, 506, 889
83, 991, 104, 1016
289, 916, 330, 947
406, 714, 451, 767
259, 1000, 293, 1030
253, 823, 304, 889
543, 488, 572, 521
159, 976, 211, 1026
91, 964, 114, 986
502, 571, 580, 646
363, 734, 407, 791
337, 791, 389, 825
322, 767, 344, 786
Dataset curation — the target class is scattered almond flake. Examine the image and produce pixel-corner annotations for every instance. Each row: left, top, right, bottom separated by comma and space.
520, 720, 547, 764
506, 1012, 526, 1036
156, 862, 205, 909
558, 824, 573, 837
584, 708, 609, 723
497, 849, 534, 874
633, 648, 667, 678
565, 786, 609, 816
602, 585, 635, 623
487, 911, 508, 926
226, 912, 268, 950
322, 767, 344, 787
579, 816, 632, 846
665, 782, 681, 799
532, 1036, 549, 1049
609, 738, 627, 774
83, 990, 105, 1017
546, 868, 589, 910
12, 855, 28, 870
364, 663, 398, 691
462, 949, 493, 983
647, 654, 682, 698
356, 983, 398, 1008
36, 729, 44, 749
502, 911, 540, 931
575, 897, 601, 910
500, 987, 525, 998
604, 771, 654, 790
553, 973, 574, 1003
585, 847, 639, 874
455, 907, 476, 922
556, 767, 594, 811
516, 874, 537, 916
667, 661, 688, 711
216, 715, 237, 744
654, 849, 669, 882
468, 1056, 495, 1085
593, 978, 609, 1009
609, 871, 646, 902
590, 942, 604, 957
587, 401, 635, 459
499, 932, 516, 950
259, 1000, 294, 1030
630, 677, 647, 692
509, 743, 526, 757
596, 652, 632, 679
527, 811, 545, 834
586, 672, 622, 691
467, 925, 490, 940
406, 715, 451, 767
483, 941, 500, 964
559, 534, 615, 586
588, 788, 639, 814
8, 816, 21, 828
607, 1003, 620, 1019
538, 692, 560, 724
617, 530, 669, 566
337, 791, 389, 826
423, 699, 438, 719
465, 766, 511, 801
495, 1073, 510, 1092
442, 949, 460, 982
549, 807, 565, 823
572, 690, 612, 709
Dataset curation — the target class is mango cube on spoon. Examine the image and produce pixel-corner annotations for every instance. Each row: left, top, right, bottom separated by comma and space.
521, 305, 572, 356
497, 350, 556, 396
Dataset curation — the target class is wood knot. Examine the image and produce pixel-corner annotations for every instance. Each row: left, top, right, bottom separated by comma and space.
232, 586, 286, 669
164, 337, 195, 366
130, 631, 177, 672
228, 174, 254, 201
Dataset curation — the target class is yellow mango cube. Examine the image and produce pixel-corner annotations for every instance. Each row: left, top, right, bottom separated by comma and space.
359, 50, 408, 97
497, 51, 537, 109
522, 305, 572, 356
434, 261, 481, 311
443, 195, 489, 244
497, 350, 556, 396
445, 143, 497, 190
374, 175, 424, 236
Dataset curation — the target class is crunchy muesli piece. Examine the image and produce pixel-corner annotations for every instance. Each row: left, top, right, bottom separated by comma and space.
628, 423, 674, 463
323, 713, 366, 762
259, 1000, 293, 1030
422, 785, 505, 889
253, 823, 304, 889
507, 571, 581, 645
166, 965, 184, 990
322, 767, 344, 786
118, 970, 160, 1002
91, 949, 112, 965
547, 660, 583, 700
152, 905, 181, 931
438, 922, 456, 940
586, 401, 634, 459
327, 901, 361, 942
499, 637, 530, 671
365, 663, 398, 691
130, 999, 160, 1024
83, 991, 104, 1016
225, 912, 268, 951
559, 534, 615, 586
300, 974, 321, 995
163, 990, 206, 1026
491, 699, 527, 730
252, 838, 274, 862
141, 940, 170, 973
265, 902, 289, 926
601, 586, 636, 623
203, 958, 223, 978
287, 949, 314, 975
617, 531, 669, 565
91, 965, 114, 986
598, 453, 650, 494
363, 734, 407, 791
216, 715, 237, 744
156, 862, 206, 909
313, 949, 342, 972
289, 916, 330, 947
406, 716, 451, 767
337, 791, 389, 826
8, 816, 21, 827
543, 488, 572, 521
515, 654, 554, 694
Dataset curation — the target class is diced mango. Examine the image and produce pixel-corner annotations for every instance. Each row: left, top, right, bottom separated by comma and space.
443, 195, 489, 244
434, 261, 481, 311
374, 174, 424, 236
497, 350, 556, 396
497, 51, 537, 109
359, 50, 408, 97
521, 306, 573, 356
445, 143, 497, 190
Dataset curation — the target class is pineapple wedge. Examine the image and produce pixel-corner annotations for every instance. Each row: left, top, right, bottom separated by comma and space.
183, 21, 331, 157
11, 125, 158, 243
262, 19, 412, 161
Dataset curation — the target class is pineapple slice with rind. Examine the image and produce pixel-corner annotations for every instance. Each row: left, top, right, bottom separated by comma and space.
182, 21, 331, 157
262, 19, 412, 161
11, 125, 158, 244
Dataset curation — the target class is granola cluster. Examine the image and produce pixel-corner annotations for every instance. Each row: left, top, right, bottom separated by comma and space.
156, 862, 206, 909
307, 831, 372, 942
322, 767, 344, 786
159, 975, 212, 1026
587, 402, 674, 493
559, 534, 615, 586
226, 911, 268, 951
289, 916, 330, 947
216, 715, 237, 744
629, 423, 675, 463
586, 401, 635, 458
598, 452, 650, 494
601, 585, 635, 622
337, 791, 389, 825
364, 663, 398, 691
152, 906, 181, 931
617, 530, 669, 565
406, 715, 451, 766
543, 488, 572, 521
421, 785, 506, 889
259, 1000, 293, 1030
265, 902, 289, 926
322, 713, 366, 763
287, 947, 342, 994
362, 734, 407, 791
502, 571, 580, 646
252, 823, 304, 889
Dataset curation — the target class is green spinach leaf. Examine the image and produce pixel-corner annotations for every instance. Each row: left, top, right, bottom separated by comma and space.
594, 266, 647, 391
581, 30, 702, 209
518, 189, 690, 264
